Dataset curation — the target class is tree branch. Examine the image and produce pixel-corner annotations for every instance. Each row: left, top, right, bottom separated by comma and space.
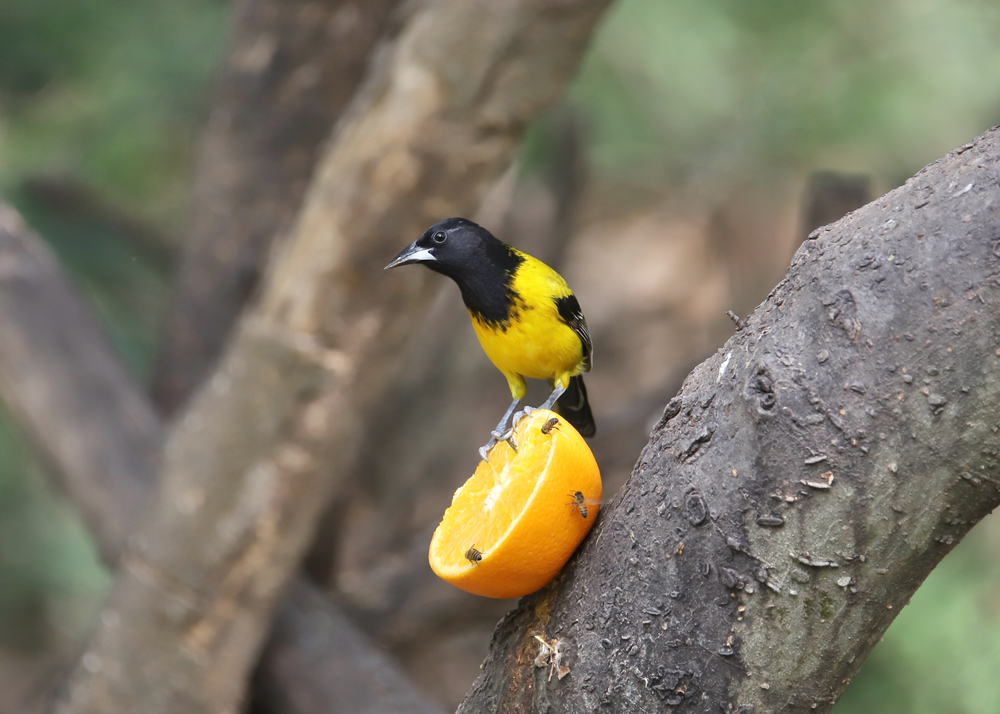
458, 128, 1000, 713
55, 1, 613, 712
0, 199, 444, 714
152, 0, 405, 415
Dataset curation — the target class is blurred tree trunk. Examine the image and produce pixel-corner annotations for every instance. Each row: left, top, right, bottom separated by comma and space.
53, 1, 614, 713
0, 200, 444, 714
458, 128, 1000, 713
152, 0, 404, 415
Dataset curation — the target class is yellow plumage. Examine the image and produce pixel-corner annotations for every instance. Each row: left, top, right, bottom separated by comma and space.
469, 251, 585, 401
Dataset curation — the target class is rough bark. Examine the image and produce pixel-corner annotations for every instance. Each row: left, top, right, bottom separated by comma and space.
55, 1, 613, 713
0, 199, 443, 714
152, 0, 404, 415
458, 128, 1000, 713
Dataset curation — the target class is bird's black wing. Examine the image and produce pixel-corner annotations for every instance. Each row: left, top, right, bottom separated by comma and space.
554, 294, 592, 371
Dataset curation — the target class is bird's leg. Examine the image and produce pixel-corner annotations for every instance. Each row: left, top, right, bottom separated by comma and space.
479, 397, 521, 462
538, 383, 567, 411
503, 383, 567, 440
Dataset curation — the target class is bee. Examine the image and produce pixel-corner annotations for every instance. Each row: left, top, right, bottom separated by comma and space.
540, 417, 560, 435
465, 545, 483, 565
568, 491, 589, 519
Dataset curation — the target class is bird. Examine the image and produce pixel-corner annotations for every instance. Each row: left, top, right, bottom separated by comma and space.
385, 217, 595, 460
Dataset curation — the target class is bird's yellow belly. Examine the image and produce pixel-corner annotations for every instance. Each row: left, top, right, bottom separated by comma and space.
471, 310, 583, 384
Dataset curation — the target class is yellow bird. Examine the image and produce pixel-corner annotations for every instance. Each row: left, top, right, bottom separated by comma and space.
386, 218, 594, 459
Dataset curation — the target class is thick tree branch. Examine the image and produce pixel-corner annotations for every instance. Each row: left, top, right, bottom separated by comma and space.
152, 0, 405, 415
56, 1, 613, 712
0, 200, 443, 714
459, 128, 1000, 713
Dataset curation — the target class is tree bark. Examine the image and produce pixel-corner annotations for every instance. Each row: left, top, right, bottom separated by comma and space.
55, 1, 613, 713
0, 199, 444, 714
458, 127, 1000, 713
152, 0, 404, 415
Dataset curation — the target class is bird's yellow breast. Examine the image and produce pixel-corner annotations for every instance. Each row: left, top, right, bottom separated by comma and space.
469, 255, 585, 394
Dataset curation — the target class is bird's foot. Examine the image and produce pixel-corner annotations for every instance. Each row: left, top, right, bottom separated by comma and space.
482, 407, 534, 459
479, 429, 518, 463
495, 427, 519, 453
510, 405, 535, 430
478, 439, 495, 463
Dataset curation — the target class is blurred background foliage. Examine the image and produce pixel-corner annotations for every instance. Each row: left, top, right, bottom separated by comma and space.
0, 0, 227, 228
0, 0, 998, 710
574, 0, 1000, 188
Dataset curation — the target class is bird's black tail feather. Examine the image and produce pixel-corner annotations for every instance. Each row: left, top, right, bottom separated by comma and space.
555, 375, 596, 438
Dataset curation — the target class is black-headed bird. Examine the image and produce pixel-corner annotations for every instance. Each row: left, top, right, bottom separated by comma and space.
385, 217, 595, 460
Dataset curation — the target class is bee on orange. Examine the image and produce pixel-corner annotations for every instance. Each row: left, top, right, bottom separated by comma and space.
465, 545, 484, 565
541, 417, 560, 435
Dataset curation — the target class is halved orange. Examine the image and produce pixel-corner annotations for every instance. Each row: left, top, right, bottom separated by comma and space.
429, 409, 602, 599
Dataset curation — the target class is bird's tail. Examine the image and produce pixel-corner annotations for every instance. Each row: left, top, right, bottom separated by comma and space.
555, 375, 596, 438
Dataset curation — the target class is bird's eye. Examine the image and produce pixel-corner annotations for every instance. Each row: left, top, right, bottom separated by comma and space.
433, 231, 447, 243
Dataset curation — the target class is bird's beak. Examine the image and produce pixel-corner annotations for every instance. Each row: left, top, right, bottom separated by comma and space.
384, 242, 437, 270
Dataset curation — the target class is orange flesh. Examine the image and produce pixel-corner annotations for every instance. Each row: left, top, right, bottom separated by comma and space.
429, 410, 601, 598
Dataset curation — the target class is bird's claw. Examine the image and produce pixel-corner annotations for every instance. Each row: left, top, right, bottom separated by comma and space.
479, 433, 499, 463
479, 429, 519, 463
499, 429, 517, 453
510, 406, 535, 429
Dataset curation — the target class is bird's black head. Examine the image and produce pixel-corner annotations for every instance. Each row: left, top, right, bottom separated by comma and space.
385, 217, 524, 324
384, 217, 497, 277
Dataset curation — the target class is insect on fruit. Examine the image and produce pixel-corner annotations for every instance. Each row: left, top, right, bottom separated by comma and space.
540, 417, 560, 435
568, 491, 589, 519
465, 545, 484, 565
